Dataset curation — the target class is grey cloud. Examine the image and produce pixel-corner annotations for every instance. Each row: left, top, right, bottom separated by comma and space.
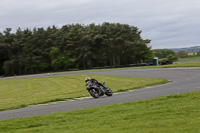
0, 0, 200, 49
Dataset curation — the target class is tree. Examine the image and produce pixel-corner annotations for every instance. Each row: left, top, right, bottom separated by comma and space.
0, 22, 153, 75
154, 49, 175, 59
167, 54, 178, 61
50, 47, 71, 70
2, 28, 15, 75
176, 50, 188, 58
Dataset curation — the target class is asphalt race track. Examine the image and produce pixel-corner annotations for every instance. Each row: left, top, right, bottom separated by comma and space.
1, 68, 200, 120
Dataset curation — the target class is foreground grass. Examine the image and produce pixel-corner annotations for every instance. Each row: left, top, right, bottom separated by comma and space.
1, 91, 200, 133
0, 74, 167, 111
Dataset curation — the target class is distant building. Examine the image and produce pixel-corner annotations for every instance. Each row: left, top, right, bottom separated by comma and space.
188, 53, 197, 56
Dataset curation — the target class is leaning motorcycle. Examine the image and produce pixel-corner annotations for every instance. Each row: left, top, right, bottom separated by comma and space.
86, 81, 113, 98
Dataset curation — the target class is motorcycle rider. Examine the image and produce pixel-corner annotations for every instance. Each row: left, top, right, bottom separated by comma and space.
85, 77, 112, 98
85, 77, 105, 89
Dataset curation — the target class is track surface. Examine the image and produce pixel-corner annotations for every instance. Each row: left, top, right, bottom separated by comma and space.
1, 68, 200, 120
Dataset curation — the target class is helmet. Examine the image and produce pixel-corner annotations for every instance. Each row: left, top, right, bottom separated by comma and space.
85, 77, 91, 82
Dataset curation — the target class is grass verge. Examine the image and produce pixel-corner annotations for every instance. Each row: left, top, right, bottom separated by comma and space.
0, 74, 167, 111
49, 63, 200, 75
151, 63, 200, 68
1, 91, 200, 133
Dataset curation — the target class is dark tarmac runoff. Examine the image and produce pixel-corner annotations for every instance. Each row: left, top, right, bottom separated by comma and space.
1, 68, 200, 120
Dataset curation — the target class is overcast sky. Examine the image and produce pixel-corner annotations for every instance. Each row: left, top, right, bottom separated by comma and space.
0, 0, 200, 49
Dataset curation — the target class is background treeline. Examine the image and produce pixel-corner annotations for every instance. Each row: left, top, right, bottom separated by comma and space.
0, 22, 154, 76
154, 49, 176, 59
154, 49, 191, 59
171, 46, 200, 53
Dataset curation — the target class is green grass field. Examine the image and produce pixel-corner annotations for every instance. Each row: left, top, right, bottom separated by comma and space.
1, 56, 200, 132
138, 56, 200, 68
1, 91, 200, 133
54, 57, 200, 73
46, 62, 200, 76
176, 56, 200, 64
157, 56, 200, 68
28, 56, 200, 76
156, 63, 200, 68
0, 74, 167, 111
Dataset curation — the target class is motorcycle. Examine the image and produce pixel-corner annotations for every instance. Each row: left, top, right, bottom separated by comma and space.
86, 81, 113, 98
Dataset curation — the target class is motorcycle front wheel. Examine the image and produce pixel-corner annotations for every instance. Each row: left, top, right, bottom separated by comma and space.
89, 89, 99, 98
105, 87, 113, 96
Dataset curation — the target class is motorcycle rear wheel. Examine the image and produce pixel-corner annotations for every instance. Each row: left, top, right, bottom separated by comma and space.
89, 89, 99, 98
